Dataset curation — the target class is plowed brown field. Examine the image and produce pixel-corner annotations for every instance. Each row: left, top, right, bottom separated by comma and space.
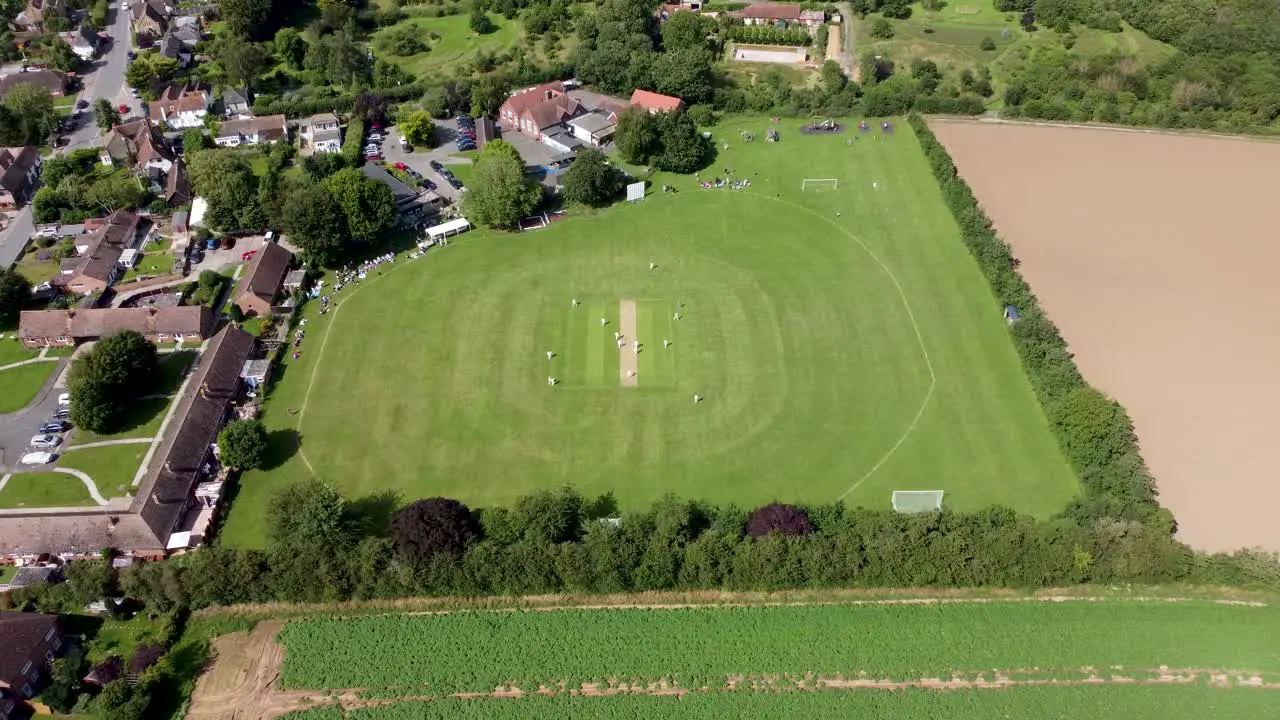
929, 119, 1280, 552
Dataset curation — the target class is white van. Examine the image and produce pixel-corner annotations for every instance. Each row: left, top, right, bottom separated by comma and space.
20, 451, 54, 465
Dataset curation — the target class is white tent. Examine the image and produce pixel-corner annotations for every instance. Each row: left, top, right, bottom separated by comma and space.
426, 217, 471, 242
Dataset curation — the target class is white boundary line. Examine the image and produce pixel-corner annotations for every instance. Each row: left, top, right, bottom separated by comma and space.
742, 192, 937, 502
295, 257, 418, 476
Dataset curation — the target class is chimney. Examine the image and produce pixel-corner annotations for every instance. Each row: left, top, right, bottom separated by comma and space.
545, 90, 553, 101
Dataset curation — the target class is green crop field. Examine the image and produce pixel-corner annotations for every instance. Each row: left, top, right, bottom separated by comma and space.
278, 601, 1280, 693
220, 118, 1078, 548
280, 684, 1280, 720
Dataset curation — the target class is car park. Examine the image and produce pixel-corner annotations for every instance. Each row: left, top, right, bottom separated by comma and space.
30, 435, 60, 449
20, 452, 54, 465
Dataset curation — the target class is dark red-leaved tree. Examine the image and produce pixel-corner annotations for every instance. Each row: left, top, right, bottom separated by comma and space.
746, 503, 815, 538
128, 643, 165, 675
390, 498, 479, 565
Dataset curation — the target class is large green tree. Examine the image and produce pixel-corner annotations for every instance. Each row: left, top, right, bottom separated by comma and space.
94, 98, 120, 131
2, 83, 58, 145
396, 109, 437, 147
125, 54, 180, 92
187, 150, 264, 231
661, 10, 712, 51
0, 267, 30, 324
274, 27, 307, 70
282, 183, 350, 266
655, 110, 709, 173
561, 148, 625, 208
614, 108, 662, 165
462, 149, 540, 229
68, 331, 159, 433
653, 48, 715, 105
217, 419, 269, 470
322, 168, 396, 243
220, 0, 274, 40
216, 38, 270, 90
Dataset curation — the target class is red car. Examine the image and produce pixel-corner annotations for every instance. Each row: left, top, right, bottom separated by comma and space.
365, 153, 383, 161
117, 104, 128, 113
394, 162, 407, 171
241, 250, 257, 262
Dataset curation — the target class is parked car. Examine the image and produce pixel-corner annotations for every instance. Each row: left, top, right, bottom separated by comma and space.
117, 104, 129, 113
429, 160, 444, 171
189, 249, 204, 264
40, 421, 68, 434
424, 180, 436, 191
57, 392, 70, 406
50, 408, 70, 421
449, 177, 464, 189
76, 98, 88, 109
20, 452, 54, 465
365, 154, 383, 161
455, 143, 476, 152
456, 114, 474, 126
394, 162, 408, 171
368, 133, 384, 141
30, 434, 60, 449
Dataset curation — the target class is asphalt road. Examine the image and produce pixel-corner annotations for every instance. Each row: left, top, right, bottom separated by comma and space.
0, 359, 70, 474
0, 0, 134, 269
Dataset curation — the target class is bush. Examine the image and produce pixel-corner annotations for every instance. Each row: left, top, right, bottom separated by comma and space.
341, 117, 367, 166
870, 18, 895, 38
980, 36, 997, 51
391, 498, 479, 565
746, 504, 814, 537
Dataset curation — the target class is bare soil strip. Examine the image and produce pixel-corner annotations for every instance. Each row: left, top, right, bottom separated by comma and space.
618, 299, 638, 387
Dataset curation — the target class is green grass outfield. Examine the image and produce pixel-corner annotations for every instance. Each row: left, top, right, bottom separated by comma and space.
220, 118, 1077, 547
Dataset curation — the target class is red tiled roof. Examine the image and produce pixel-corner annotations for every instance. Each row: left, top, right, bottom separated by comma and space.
501, 81, 567, 118
239, 241, 293, 305
629, 89, 684, 112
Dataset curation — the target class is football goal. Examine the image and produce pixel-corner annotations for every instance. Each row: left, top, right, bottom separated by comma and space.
891, 490, 944, 514
801, 178, 839, 191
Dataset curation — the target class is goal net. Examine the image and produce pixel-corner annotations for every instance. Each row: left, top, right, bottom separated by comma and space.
892, 490, 944, 514
801, 178, 839, 191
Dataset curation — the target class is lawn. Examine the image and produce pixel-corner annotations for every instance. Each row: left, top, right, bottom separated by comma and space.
68, 397, 171, 446
88, 615, 173, 664
0, 338, 38, 366
0, 565, 15, 584
157, 350, 198, 393
121, 250, 176, 283
15, 250, 62, 284
58, 444, 150, 499
373, 13, 518, 76
0, 361, 58, 413
220, 117, 1077, 547
0, 472, 95, 509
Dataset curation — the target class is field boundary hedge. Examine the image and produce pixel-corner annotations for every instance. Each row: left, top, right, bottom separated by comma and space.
908, 114, 1165, 529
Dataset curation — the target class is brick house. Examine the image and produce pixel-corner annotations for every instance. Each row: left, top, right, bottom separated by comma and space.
132, 0, 170, 44
0, 327, 255, 561
0, 611, 64, 716
735, 3, 823, 27
498, 81, 585, 142
235, 241, 294, 317
100, 118, 173, 173
18, 305, 213, 347
0, 146, 40, 209
147, 84, 211, 129
0, 69, 66, 98
214, 115, 287, 147
55, 209, 140, 295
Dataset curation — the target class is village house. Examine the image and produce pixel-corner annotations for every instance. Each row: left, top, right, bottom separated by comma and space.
0, 69, 66, 98
54, 209, 140, 295
164, 14, 201, 49
147, 84, 210, 129
222, 87, 250, 117
132, 0, 171, 44
215, 114, 287, 147
734, 3, 824, 27
0, 326, 255, 561
498, 81, 585, 143
300, 112, 342, 153
160, 156, 190, 206
157, 33, 191, 66
235, 241, 294, 317
629, 88, 685, 114
69, 23, 102, 60
0, 612, 64, 715
11, 0, 61, 33
0, 146, 40, 209
100, 118, 173, 173
18, 305, 212, 347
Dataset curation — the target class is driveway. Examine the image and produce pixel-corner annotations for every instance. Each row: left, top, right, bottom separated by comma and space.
0, 359, 71, 474
0, 1, 135, 268
380, 123, 471, 204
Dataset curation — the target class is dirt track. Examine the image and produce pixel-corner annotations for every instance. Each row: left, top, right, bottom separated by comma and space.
929, 119, 1280, 552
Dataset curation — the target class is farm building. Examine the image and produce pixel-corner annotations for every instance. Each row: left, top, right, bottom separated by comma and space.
629, 89, 685, 114
733, 44, 809, 65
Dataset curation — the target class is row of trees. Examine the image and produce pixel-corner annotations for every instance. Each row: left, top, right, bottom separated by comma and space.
727, 25, 813, 47
84, 482, 1276, 613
